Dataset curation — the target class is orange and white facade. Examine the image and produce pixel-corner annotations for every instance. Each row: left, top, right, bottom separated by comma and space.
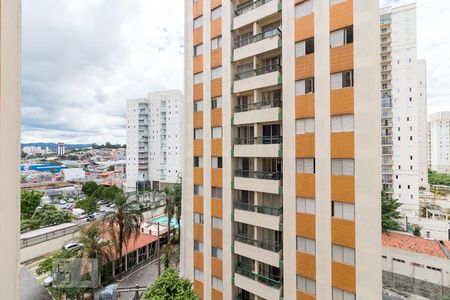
182, 0, 381, 299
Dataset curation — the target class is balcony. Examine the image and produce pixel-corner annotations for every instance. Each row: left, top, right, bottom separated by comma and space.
234, 28, 281, 62
381, 56, 392, 63
234, 202, 282, 231
234, 100, 281, 125
233, 0, 280, 30
234, 136, 282, 158
234, 263, 282, 300
234, 234, 281, 267
234, 64, 281, 93
380, 28, 392, 35
382, 137, 392, 145
234, 170, 282, 194
381, 84, 392, 91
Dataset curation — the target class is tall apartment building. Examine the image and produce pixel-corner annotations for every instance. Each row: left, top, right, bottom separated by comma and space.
0, 0, 21, 298
182, 0, 381, 299
57, 142, 65, 156
428, 111, 450, 174
380, 3, 428, 216
126, 90, 183, 191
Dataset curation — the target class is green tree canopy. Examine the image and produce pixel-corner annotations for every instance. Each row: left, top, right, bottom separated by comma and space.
142, 268, 197, 300
21, 190, 43, 218
75, 196, 98, 214
381, 190, 403, 232
429, 171, 450, 186
31, 204, 73, 228
82, 181, 99, 197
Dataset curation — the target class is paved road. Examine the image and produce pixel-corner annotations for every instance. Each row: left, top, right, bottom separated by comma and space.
116, 260, 162, 300
20, 265, 52, 300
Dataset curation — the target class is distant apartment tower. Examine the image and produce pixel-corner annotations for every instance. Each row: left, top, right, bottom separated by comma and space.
126, 90, 183, 191
0, 0, 21, 298
182, 0, 381, 299
380, 3, 428, 215
57, 142, 65, 156
428, 111, 450, 173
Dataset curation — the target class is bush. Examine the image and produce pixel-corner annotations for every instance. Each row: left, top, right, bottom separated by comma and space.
142, 268, 197, 300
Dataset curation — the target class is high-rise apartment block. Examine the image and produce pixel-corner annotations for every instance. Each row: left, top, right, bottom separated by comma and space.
380, 3, 428, 216
126, 90, 183, 191
0, 0, 21, 298
428, 111, 450, 174
182, 0, 381, 299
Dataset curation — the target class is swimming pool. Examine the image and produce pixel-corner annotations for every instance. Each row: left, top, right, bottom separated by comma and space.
151, 215, 180, 228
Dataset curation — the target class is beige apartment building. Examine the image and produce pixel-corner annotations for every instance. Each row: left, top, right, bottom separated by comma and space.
182, 0, 381, 299
0, 0, 22, 299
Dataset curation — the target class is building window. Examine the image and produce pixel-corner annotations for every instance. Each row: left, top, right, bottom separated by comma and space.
295, 78, 315, 95
295, 37, 314, 57
297, 275, 316, 295
332, 201, 355, 220
331, 70, 353, 90
330, 26, 353, 48
194, 44, 203, 57
212, 156, 222, 168
212, 276, 223, 290
194, 240, 204, 252
194, 213, 204, 224
194, 184, 204, 196
194, 72, 203, 84
194, 156, 204, 168
194, 100, 203, 112
332, 288, 355, 300
212, 247, 223, 259
193, 16, 203, 29
211, 6, 222, 21
331, 115, 354, 132
194, 268, 204, 280
331, 159, 354, 176
212, 187, 222, 199
296, 158, 315, 174
212, 217, 223, 229
211, 66, 222, 80
211, 36, 222, 50
194, 128, 203, 139
212, 127, 222, 138
212, 96, 222, 109
295, 0, 313, 18
297, 237, 316, 254
296, 197, 315, 214
296, 118, 315, 134
332, 244, 355, 265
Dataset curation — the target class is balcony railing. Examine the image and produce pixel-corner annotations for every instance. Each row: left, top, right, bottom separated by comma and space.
235, 169, 282, 180
235, 99, 281, 113
235, 136, 282, 145
235, 63, 282, 81
234, 27, 281, 49
235, 201, 282, 216
235, 233, 282, 252
235, 262, 282, 288
235, 0, 273, 16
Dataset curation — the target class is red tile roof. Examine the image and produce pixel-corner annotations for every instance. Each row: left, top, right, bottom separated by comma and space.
382, 232, 447, 258
103, 226, 158, 259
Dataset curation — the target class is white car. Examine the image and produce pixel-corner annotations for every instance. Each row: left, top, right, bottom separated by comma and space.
43, 276, 53, 287
62, 242, 83, 252
59, 200, 66, 205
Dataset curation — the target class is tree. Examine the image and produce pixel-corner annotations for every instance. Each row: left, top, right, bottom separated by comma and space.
82, 181, 99, 197
162, 242, 177, 269
412, 224, 422, 237
172, 184, 182, 240
21, 190, 43, 218
163, 186, 176, 243
75, 196, 98, 214
102, 192, 143, 275
142, 268, 197, 300
31, 204, 73, 228
429, 170, 450, 186
381, 190, 403, 232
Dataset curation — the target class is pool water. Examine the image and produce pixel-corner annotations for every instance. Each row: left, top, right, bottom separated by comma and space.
152, 215, 179, 228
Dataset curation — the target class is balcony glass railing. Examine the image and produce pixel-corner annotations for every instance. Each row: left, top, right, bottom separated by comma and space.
235, 234, 282, 252
235, 262, 282, 288
235, 169, 282, 180
235, 201, 283, 216
235, 63, 282, 81
234, 27, 281, 49
235, 136, 282, 145
235, 0, 273, 16
235, 99, 282, 113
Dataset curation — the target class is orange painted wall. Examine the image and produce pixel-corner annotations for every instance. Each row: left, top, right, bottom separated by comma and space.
211, 257, 223, 278
194, 223, 204, 242
211, 18, 222, 39
194, 195, 204, 213
330, 0, 353, 32
296, 173, 315, 198
193, 83, 204, 101
211, 48, 222, 68
211, 78, 222, 98
193, 111, 203, 129
296, 134, 315, 158
211, 108, 222, 127
193, 167, 204, 185
295, 54, 314, 81
211, 228, 223, 248
211, 198, 223, 218
211, 288, 223, 300
193, 27, 203, 46
331, 176, 355, 203
194, 251, 204, 270
296, 290, 316, 300
211, 0, 221, 9
331, 132, 354, 158
296, 94, 315, 119
296, 212, 316, 240
330, 88, 354, 116
330, 44, 353, 74
193, 139, 203, 156
295, 14, 314, 42
194, 280, 204, 300
331, 218, 355, 248
296, 251, 316, 279
332, 261, 356, 294
211, 168, 222, 188
193, 0, 203, 19
193, 55, 203, 74
211, 138, 222, 156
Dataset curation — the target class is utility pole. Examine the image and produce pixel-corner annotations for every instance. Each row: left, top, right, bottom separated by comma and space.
157, 222, 161, 276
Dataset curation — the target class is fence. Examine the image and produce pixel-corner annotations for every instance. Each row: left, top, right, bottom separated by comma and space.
20, 224, 80, 249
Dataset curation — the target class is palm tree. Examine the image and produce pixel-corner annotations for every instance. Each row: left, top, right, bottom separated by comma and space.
172, 184, 182, 240
162, 242, 177, 269
102, 192, 144, 275
163, 186, 175, 243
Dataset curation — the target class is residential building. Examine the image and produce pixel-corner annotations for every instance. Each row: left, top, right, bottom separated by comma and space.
428, 111, 450, 174
182, 0, 381, 299
57, 142, 65, 156
0, 0, 21, 298
126, 90, 183, 191
380, 3, 428, 216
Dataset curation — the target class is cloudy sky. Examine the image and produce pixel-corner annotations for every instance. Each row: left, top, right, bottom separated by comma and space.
22, 0, 450, 144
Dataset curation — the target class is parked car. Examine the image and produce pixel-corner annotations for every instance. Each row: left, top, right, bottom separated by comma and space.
43, 276, 53, 287
59, 200, 66, 205
67, 198, 75, 203
87, 214, 96, 222
63, 203, 74, 210
109, 204, 115, 208
62, 242, 83, 252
